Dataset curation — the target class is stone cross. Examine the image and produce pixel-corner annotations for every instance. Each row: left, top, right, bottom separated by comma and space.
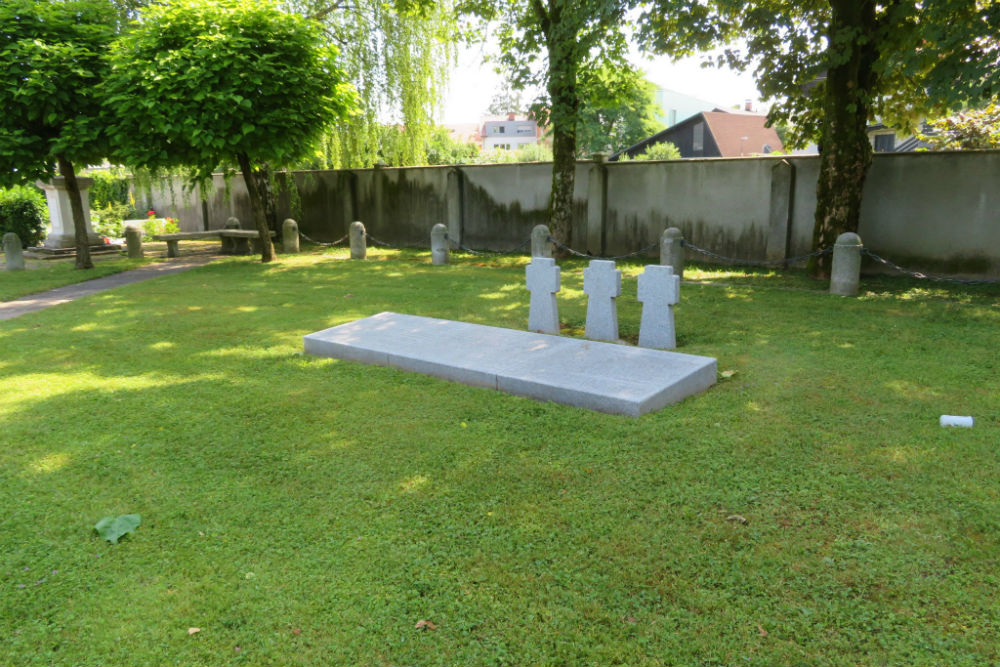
282, 218, 299, 253
637, 264, 681, 349
430, 223, 449, 265
525, 257, 561, 334
4, 232, 25, 270
583, 259, 621, 341
349, 221, 366, 260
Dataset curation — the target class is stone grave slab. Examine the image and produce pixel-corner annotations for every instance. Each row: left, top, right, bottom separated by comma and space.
304, 312, 716, 416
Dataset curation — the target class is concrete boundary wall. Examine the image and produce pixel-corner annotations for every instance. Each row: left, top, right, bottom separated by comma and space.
141, 150, 1000, 276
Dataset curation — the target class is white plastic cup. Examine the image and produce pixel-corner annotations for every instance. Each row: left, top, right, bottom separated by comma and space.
940, 415, 974, 428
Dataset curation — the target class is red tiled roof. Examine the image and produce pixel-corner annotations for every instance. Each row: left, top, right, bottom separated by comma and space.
701, 111, 782, 157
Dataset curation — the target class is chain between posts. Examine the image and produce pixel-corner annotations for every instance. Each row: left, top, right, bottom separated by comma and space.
861, 248, 1000, 285
444, 233, 531, 256
680, 240, 832, 267
299, 232, 348, 247
546, 236, 659, 260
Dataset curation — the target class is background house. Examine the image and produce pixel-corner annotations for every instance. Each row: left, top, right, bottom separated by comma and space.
612, 110, 783, 159
481, 114, 542, 150
653, 88, 722, 127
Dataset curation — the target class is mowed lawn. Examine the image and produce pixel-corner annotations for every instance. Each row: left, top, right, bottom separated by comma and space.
1, 248, 997, 666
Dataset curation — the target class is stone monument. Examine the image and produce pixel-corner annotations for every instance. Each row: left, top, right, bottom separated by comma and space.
660, 227, 684, 277
36, 176, 102, 249
430, 223, 449, 265
4, 232, 25, 270
282, 218, 299, 253
637, 264, 681, 349
349, 221, 366, 260
125, 227, 144, 259
525, 257, 561, 334
583, 259, 621, 341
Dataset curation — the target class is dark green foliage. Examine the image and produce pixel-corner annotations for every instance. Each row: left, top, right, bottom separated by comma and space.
0, 186, 49, 248
576, 64, 663, 156
88, 170, 131, 209
0, 0, 117, 187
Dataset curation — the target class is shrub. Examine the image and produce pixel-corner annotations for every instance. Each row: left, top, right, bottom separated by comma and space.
142, 217, 179, 240
91, 202, 133, 238
0, 185, 49, 247
88, 169, 132, 208
622, 141, 681, 161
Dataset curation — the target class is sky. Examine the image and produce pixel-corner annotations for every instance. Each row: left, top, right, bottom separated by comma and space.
439, 44, 765, 125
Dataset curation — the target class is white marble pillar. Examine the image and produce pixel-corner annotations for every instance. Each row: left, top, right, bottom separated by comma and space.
36, 176, 101, 248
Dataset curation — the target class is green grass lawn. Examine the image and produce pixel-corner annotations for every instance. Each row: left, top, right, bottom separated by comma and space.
1, 247, 997, 666
0, 254, 154, 302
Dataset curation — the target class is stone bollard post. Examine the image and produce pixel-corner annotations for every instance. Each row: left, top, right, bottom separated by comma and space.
660, 227, 684, 277
349, 221, 366, 259
282, 218, 299, 253
3, 232, 25, 270
125, 227, 144, 259
430, 223, 449, 265
531, 224, 552, 258
830, 232, 863, 296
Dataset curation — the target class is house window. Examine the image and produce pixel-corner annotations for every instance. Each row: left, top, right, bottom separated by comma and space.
497, 126, 506, 134
693, 122, 704, 152
874, 133, 895, 152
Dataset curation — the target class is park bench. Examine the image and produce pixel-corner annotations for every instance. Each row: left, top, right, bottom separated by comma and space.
153, 229, 276, 257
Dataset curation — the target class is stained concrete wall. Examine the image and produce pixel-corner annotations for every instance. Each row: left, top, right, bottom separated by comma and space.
143, 150, 1000, 276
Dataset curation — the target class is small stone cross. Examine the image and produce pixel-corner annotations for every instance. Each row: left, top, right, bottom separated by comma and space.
583, 259, 621, 341
637, 264, 681, 349
525, 257, 561, 334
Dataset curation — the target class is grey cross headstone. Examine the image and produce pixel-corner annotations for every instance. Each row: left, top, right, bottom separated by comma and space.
525, 257, 560, 334
583, 259, 621, 341
430, 223, 449, 265
3, 232, 25, 270
637, 264, 681, 349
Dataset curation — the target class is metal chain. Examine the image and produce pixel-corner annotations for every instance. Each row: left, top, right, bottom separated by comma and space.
362, 233, 427, 250
299, 232, 348, 246
680, 240, 832, 267
861, 249, 1000, 285
445, 234, 532, 256
547, 236, 660, 261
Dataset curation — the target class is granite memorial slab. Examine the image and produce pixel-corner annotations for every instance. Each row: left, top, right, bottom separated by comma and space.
304, 312, 716, 416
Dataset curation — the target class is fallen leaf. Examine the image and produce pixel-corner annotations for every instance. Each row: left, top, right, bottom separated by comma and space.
188, 628, 201, 635
758, 624, 768, 637
94, 514, 141, 544
291, 628, 302, 635
414, 619, 438, 631
625, 616, 638, 623
726, 514, 748, 524
720, 370, 737, 379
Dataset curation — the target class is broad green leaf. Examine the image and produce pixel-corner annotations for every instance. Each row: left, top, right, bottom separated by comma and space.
94, 514, 141, 544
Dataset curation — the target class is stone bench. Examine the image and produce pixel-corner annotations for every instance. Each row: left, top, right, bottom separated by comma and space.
153, 229, 275, 257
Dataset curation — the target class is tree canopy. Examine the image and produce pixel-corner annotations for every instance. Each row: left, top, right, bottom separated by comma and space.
105, 0, 357, 262
0, 0, 118, 268
576, 64, 662, 157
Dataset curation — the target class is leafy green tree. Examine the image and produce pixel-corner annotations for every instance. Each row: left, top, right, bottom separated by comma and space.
425, 127, 482, 165
922, 104, 1000, 150
486, 82, 527, 116
0, 0, 117, 269
105, 0, 357, 262
461, 0, 636, 247
641, 1, 997, 276
619, 141, 681, 161
0, 186, 50, 248
576, 64, 662, 156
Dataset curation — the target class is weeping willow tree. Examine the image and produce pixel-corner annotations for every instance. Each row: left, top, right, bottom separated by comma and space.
289, 0, 459, 168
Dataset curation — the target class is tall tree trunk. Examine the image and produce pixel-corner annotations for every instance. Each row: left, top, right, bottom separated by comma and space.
57, 155, 93, 270
809, 0, 879, 277
546, 21, 579, 250
252, 162, 279, 234
236, 151, 276, 262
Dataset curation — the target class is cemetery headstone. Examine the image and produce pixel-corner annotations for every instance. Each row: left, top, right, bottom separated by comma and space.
431, 223, 449, 265
660, 227, 684, 277
526, 257, 561, 334
125, 227, 144, 259
583, 259, 621, 341
531, 224, 553, 258
831, 232, 862, 296
3, 232, 25, 270
637, 264, 681, 349
282, 218, 299, 253
349, 221, 366, 259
